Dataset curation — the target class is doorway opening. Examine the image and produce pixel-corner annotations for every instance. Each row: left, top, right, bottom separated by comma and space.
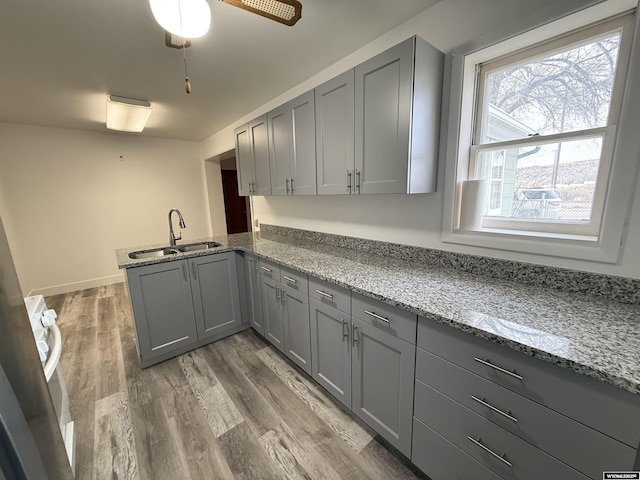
220, 156, 251, 234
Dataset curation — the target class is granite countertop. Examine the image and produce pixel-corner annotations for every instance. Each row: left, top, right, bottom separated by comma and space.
116, 232, 640, 395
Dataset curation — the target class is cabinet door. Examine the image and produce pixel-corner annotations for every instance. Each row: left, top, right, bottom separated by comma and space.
189, 252, 241, 341
315, 70, 355, 195
126, 260, 197, 366
309, 298, 351, 408
290, 91, 317, 195
234, 123, 253, 196
249, 115, 272, 196
282, 286, 311, 374
261, 276, 285, 353
355, 38, 413, 194
351, 318, 415, 457
268, 105, 293, 196
246, 255, 264, 335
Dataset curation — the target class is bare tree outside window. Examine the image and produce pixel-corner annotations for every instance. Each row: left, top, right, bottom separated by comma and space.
476, 31, 622, 223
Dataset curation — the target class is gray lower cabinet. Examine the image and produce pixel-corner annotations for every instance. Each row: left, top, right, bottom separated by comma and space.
309, 297, 352, 408
281, 286, 311, 373
260, 272, 312, 374
261, 275, 285, 352
244, 254, 264, 335
189, 253, 241, 341
125, 252, 244, 368
127, 259, 197, 367
351, 317, 415, 457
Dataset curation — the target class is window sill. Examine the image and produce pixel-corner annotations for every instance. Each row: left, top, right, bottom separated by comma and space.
442, 227, 617, 263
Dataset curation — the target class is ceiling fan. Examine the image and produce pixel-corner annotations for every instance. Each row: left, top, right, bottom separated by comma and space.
219, 0, 302, 26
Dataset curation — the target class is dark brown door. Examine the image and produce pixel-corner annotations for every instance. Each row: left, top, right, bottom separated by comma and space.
221, 169, 250, 234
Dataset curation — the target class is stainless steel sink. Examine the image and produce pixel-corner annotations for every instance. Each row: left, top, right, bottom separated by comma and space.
128, 247, 180, 260
177, 241, 222, 253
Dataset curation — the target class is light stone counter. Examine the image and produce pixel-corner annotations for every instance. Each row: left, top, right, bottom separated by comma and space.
116, 228, 640, 395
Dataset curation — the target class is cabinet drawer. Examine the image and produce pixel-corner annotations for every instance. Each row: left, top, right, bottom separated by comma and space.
309, 277, 350, 314
415, 381, 589, 480
412, 417, 502, 480
416, 348, 636, 479
418, 317, 640, 448
258, 259, 280, 280
352, 292, 416, 344
280, 266, 308, 294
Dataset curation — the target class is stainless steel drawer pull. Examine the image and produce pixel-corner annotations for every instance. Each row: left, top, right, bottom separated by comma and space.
283, 276, 297, 284
474, 357, 524, 380
261, 266, 272, 273
342, 319, 348, 340
467, 436, 512, 467
316, 290, 333, 299
471, 395, 518, 423
364, 310, 389, 324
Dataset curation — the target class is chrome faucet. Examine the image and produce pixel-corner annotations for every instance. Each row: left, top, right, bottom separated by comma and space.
168, 209, 186, 246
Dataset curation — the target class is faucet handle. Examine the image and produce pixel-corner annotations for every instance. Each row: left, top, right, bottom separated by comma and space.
175, 232, 182, 242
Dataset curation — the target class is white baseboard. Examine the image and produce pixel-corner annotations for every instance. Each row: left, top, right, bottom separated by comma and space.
27, 273, 125, 297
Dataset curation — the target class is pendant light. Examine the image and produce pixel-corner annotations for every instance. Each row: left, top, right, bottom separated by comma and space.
149, 0, 211, 38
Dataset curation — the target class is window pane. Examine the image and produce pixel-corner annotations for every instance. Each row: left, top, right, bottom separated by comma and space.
481, 32, 621, 143
476, 137, 603, 223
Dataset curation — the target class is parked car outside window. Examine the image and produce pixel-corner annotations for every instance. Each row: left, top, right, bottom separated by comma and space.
513, 188, 562, 219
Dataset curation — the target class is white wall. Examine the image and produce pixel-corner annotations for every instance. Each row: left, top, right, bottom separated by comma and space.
0, 123, 212, 295
200, 0, 640, 279
204, 158, 228, 236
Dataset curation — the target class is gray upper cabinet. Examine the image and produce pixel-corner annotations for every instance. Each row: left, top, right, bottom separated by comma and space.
315, 70, 355, 195
189, 252, 241, 342
235, 116, 272, 196
354, 36, 443, 194
126, 260, 198, 367
250, 116, 272, 196
268, 91, 317, 196
234, 124, 253, 197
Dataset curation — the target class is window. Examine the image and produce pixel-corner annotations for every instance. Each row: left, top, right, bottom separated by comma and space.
442, 4, 638, 262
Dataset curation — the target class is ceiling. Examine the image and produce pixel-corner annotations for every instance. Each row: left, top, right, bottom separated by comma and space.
0, 0, 441, 141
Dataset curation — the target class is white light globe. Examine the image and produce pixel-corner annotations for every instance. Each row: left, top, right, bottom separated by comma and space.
149, 0, 211, 38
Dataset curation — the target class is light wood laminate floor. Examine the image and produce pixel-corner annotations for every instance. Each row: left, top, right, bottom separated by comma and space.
46, 283, 427, 480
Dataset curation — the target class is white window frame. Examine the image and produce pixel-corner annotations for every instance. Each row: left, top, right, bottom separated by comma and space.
441, 0, 640, 263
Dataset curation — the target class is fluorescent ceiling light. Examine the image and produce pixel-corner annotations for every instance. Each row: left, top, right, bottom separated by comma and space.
106, 96, 153, 132
149, 0, 211, 38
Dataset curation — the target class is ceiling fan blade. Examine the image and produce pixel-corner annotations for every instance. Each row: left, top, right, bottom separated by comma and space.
220, 0, 302, 26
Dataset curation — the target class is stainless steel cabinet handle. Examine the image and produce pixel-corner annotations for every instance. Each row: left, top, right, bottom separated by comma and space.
342, 319, 349, 341
474, 357, 524, 380
467, 437, 512, 467
191, 261, 197, 280
283, 276, 297, 284
352, 324, 358, 346
261, 266, 272, 273
315, 290, 333, 299
364, 310, 389, 324
286, 178, 290, 194
355, 170, 361, 194
182, 263, 187, 282
347, 171, 352, 192
290, 178, 295, 193
471, 395, 518, 423
281, 287, 286, 303
276, 286, 281, 301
